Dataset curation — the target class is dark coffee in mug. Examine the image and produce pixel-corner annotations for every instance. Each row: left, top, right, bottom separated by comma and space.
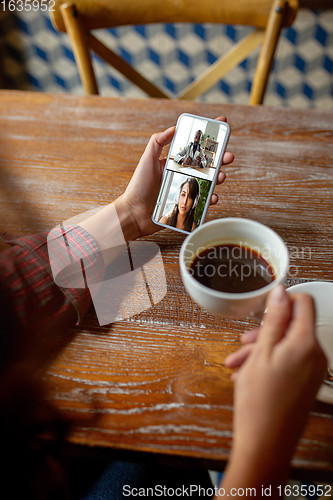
190, 244, 275, 293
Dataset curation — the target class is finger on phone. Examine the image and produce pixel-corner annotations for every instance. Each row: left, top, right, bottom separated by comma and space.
210, 193, 218, 205
216, 171, 226, 185
143, 126, 175, 160
215, 116, 227, 122
222, 152, 234, 165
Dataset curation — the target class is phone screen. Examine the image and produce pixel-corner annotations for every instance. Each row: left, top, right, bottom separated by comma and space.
152, 113, 230, 234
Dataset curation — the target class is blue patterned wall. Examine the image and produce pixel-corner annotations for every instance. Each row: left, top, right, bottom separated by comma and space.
0, 8, 332, 108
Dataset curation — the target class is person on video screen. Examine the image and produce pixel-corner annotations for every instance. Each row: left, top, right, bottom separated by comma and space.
174, 130, 207, 168
159, 177, 200, 232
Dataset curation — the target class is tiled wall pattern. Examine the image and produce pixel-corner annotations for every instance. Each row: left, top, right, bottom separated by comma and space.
0, 8, 332, 107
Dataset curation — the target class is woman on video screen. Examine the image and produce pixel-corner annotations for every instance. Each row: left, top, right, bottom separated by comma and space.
159, 177, 199, 232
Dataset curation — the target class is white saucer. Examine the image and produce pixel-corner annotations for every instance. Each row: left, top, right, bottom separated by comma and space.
287, 281, 333, 404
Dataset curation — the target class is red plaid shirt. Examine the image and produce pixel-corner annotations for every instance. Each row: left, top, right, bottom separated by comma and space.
0, 226, 104, 333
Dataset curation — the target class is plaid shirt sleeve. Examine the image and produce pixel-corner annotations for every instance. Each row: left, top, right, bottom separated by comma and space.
0, 226, 104, 332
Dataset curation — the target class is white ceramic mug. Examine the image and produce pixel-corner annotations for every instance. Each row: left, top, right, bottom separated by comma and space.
179, 218, 289, 318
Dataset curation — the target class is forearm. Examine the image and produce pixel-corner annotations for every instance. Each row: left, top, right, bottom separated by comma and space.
217, 446, 290, 499
217, 403, 305, 499
77, 197, 140, 267
0, 234, 90, 333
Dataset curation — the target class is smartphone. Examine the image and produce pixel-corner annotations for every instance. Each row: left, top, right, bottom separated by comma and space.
152, 113, 230, 235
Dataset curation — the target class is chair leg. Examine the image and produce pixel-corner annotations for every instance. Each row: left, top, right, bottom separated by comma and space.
250, 0, 287, 105
60, 3, 99, 95
87, 34, 169, 99
178, 30, 264, 101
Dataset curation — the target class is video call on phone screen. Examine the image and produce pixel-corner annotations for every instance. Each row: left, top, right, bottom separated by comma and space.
153, 114, 228, 233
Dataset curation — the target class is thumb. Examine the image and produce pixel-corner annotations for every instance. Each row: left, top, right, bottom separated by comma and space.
258, 285, 292, 351
141, 126, 175, 161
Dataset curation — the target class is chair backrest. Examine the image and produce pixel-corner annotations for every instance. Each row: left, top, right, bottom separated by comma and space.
50, 0, 298, 104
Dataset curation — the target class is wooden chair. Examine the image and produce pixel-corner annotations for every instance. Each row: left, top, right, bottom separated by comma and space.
50, 0, 298, 104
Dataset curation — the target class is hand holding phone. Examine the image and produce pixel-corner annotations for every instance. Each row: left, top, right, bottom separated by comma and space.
152, 113, 230, 234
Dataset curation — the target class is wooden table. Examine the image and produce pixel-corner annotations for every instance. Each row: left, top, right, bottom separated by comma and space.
0, 90, 332, 481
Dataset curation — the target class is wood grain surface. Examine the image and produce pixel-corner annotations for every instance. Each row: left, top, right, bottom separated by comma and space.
0, 90, 332, 479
